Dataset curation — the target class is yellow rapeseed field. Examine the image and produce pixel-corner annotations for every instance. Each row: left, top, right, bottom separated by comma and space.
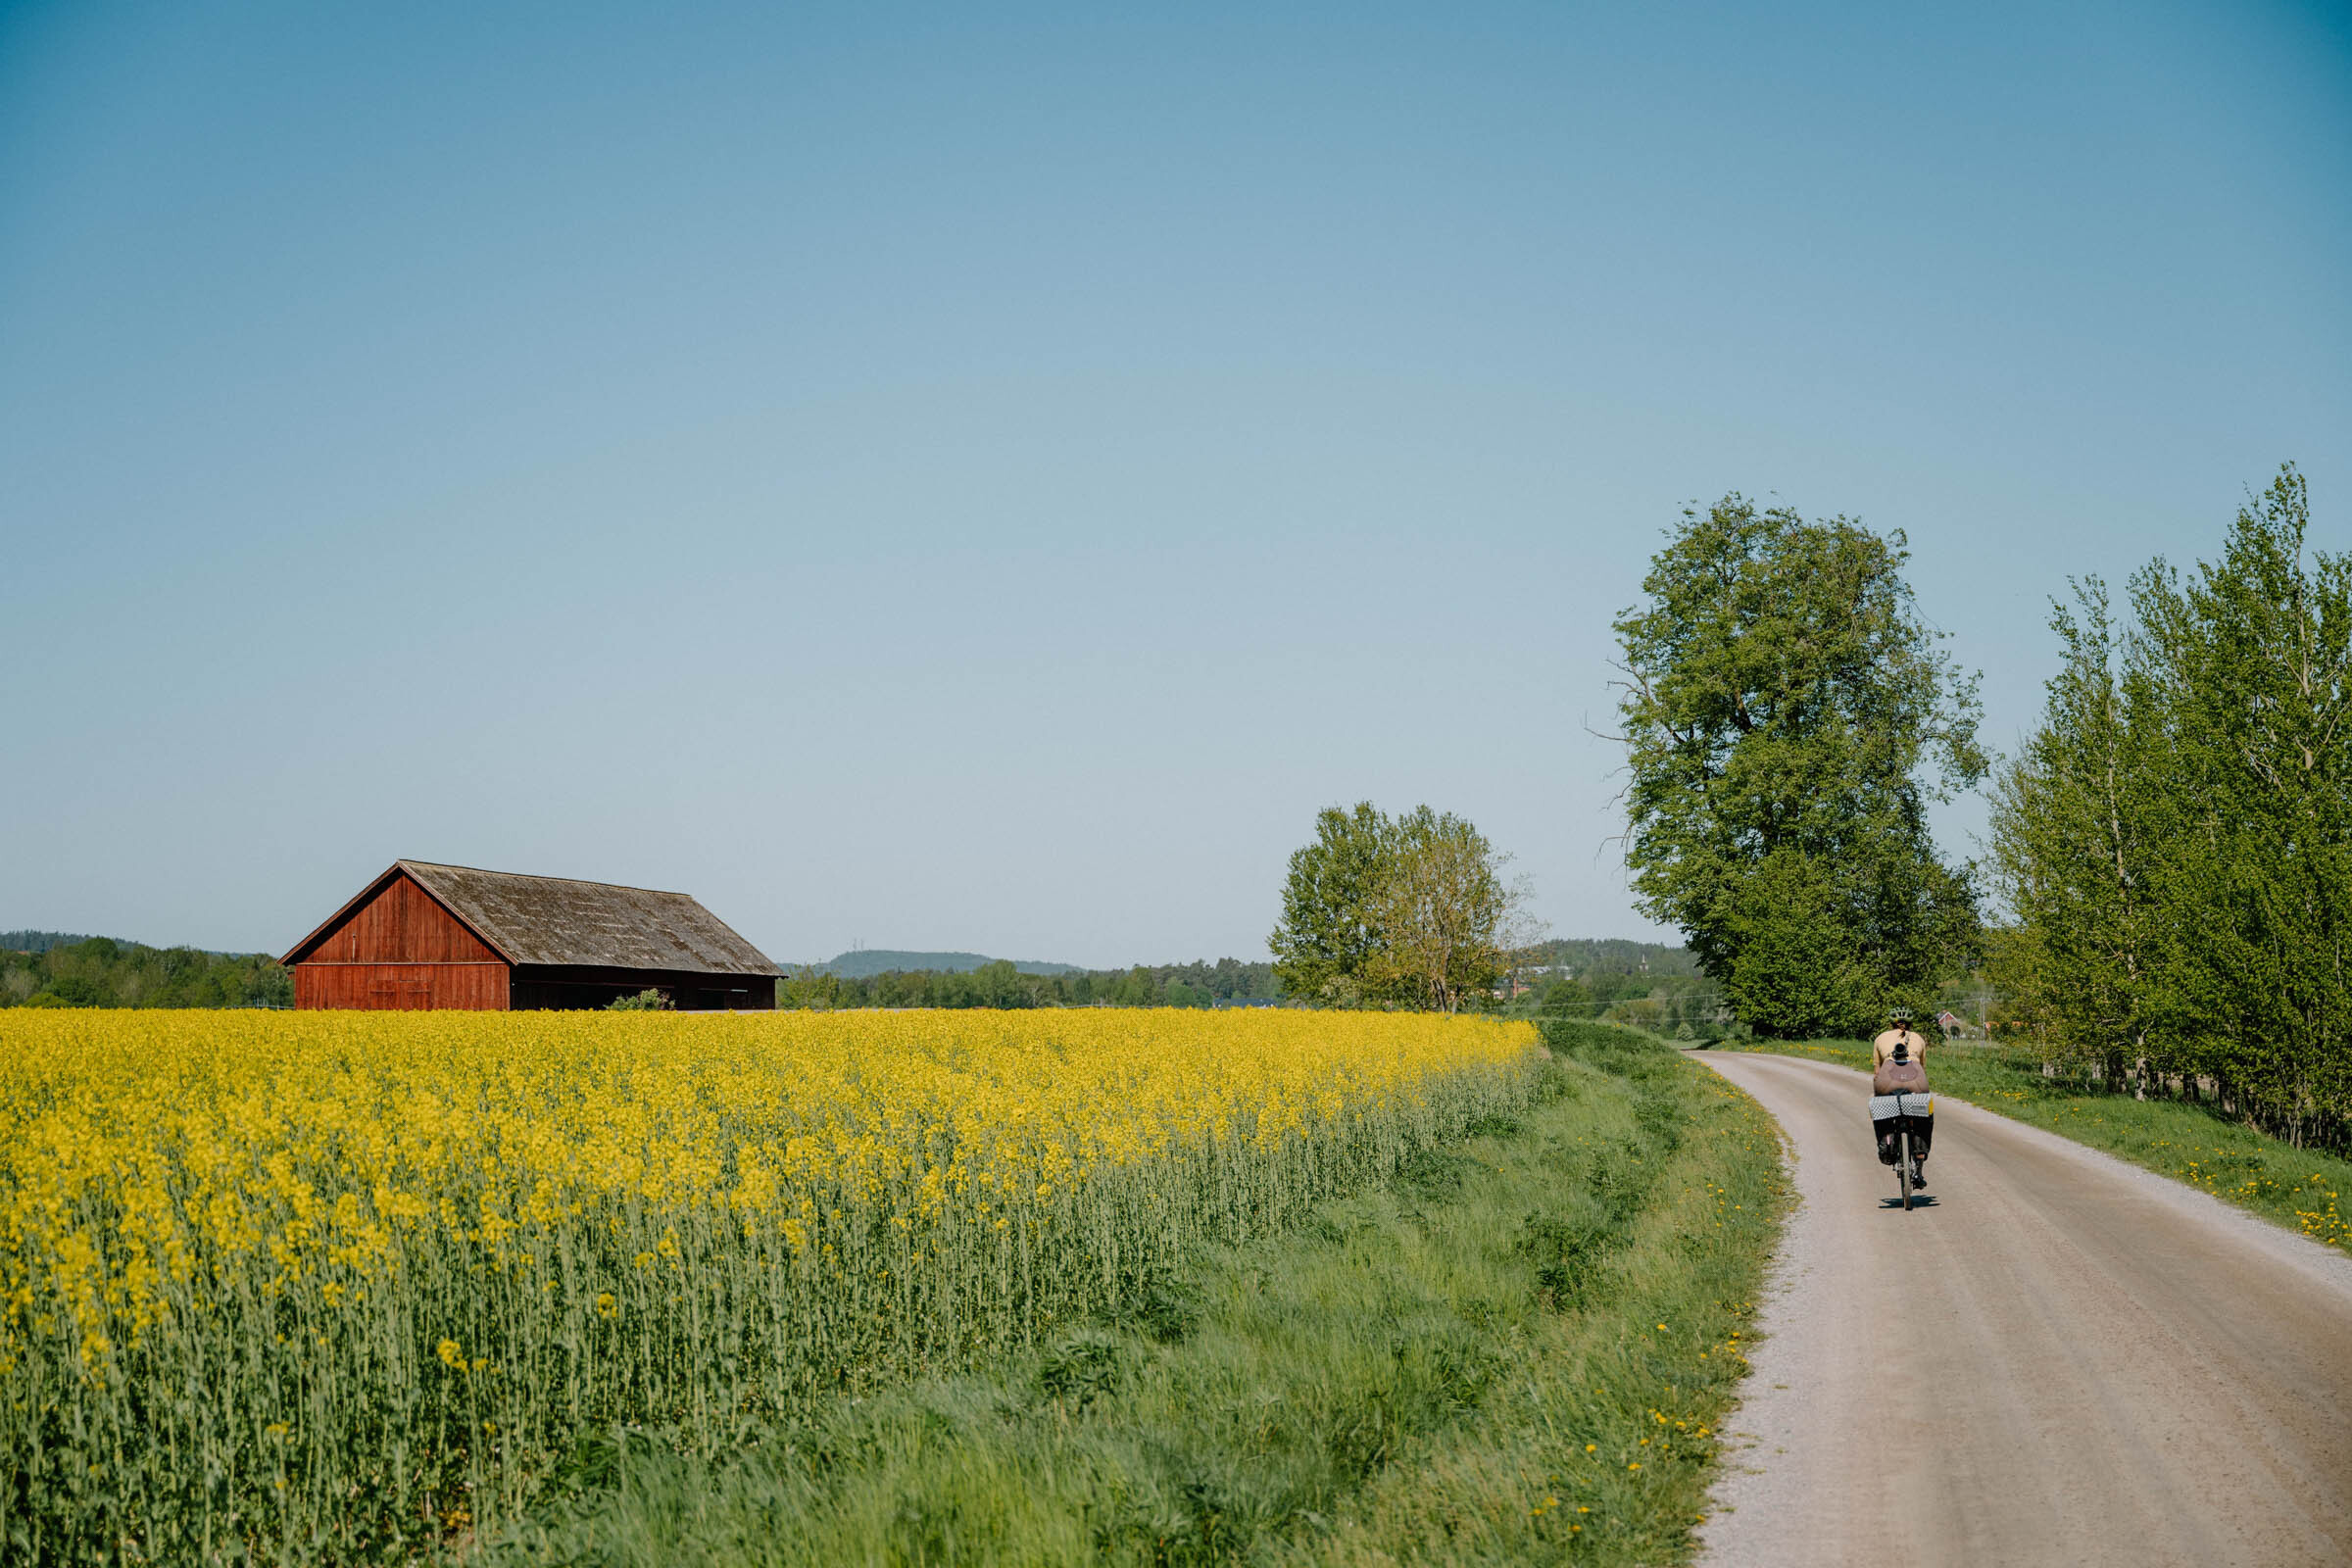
0, 1006, 1538, 1560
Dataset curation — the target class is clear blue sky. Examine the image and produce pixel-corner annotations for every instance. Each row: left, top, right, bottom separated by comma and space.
4, 0, 2346, 965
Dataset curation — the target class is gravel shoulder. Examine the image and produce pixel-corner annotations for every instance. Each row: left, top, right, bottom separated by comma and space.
1690, 1050, 2352, 1568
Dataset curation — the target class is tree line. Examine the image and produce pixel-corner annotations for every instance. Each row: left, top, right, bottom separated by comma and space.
1522, 937, 1701, 979
801, 801, 1557, 1019
1530, 973, 1726, 1035
778, 956, 1281, 1010
0, 935, 293, 1009
1506, 939, 1729, 1039
1612, 466, 2346, 1150
1987, 466, 2348, 1149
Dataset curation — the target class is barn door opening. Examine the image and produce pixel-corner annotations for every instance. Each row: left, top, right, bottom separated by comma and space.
368, 972, 432, 1009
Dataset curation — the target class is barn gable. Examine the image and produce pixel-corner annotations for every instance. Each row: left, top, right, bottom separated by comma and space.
285, 870, 502, 964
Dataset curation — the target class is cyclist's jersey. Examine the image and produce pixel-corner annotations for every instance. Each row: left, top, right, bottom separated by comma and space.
1871, 1029, 1932, 1070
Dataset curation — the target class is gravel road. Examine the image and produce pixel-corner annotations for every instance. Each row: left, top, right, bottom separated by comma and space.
1691, 1050, 2352, 1568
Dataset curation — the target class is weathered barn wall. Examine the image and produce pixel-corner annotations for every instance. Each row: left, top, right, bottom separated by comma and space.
294, 962, 510, 1009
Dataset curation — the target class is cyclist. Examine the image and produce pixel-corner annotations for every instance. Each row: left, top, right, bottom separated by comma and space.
1872, 1005, 1933, 1075
1871, 1006, 1935, 1188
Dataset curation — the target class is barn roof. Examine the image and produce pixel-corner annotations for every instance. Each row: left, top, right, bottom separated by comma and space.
283, 861, 783, 974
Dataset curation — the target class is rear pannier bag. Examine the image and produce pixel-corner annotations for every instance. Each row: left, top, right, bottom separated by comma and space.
1870, 1093, 1935, 1163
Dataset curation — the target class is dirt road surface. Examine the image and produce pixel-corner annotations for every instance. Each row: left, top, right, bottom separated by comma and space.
1693, 1050, 2352, 1568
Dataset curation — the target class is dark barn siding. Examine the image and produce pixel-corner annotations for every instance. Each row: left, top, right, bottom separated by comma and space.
509, 964, 775, 1011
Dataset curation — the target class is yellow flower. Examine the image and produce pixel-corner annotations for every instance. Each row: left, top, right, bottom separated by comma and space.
0, 1007, 1539, 1547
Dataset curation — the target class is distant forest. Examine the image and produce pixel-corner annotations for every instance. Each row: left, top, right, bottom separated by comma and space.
807, 950, 1084, 979
1, 935, 292, 1009
1, 931, 97, 954
779, 956, 1281, 1010
1525, 937, 1701, 979
1510, 937, 1728, 1040
0, 928, 1704, 1018
783, 938, 1704, 1013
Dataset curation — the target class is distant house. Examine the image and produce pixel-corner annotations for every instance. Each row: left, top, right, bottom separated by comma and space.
280, 860, 781, 1010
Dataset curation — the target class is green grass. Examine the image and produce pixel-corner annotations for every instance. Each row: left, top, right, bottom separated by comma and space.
463, 1025, 1788, 1567
1712, 1038, 2351, 1253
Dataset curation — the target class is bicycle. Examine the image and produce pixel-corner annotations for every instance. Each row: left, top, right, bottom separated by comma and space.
1871, 1089, 1934, 1208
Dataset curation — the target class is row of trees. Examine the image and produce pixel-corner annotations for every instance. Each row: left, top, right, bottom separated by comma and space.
1509, 940, 1730, 1038
1268, 804, 1534, 1012
0, 935, 292, 1009
779, 956, 1281, 1010
1987, 467, 2348, 1148
1612, 466, 2347, 1150
4, 934, 1286, 1014
1528, 973, 1729, 1038
1521, 936, 1701, 979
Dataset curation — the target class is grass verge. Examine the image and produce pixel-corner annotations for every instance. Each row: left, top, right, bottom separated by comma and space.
1712, 1038, 2350, 1253
464, 1025, 1788, 1567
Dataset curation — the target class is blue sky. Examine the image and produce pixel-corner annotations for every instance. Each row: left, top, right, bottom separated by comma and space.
3, 0, 2346, 965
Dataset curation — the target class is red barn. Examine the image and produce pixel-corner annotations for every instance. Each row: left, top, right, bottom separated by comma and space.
280, 860, 782, 1010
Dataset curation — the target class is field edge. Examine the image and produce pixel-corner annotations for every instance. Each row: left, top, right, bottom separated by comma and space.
465, 1024, 1793, 1567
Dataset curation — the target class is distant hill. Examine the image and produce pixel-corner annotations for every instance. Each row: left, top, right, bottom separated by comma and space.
2, 930, 97, 954
784, 954, 1279, 1008
2, 930, 274, 959
1525, 937, 1699, 977
808, 950, 1085, 979
803, 942, 1691, 985
3, 934, 290, 1008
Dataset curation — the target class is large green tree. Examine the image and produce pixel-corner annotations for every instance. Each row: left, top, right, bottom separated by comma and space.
1714, 851, 1877, 1039
1269, 804, 1396, 1005
1272, 803, 1532, 1009
1361, 807, 1529, 1014
1613, 497, 1984, 1036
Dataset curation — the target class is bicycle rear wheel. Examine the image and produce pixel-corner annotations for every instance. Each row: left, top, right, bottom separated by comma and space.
1897, 1131, 1915, 1210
